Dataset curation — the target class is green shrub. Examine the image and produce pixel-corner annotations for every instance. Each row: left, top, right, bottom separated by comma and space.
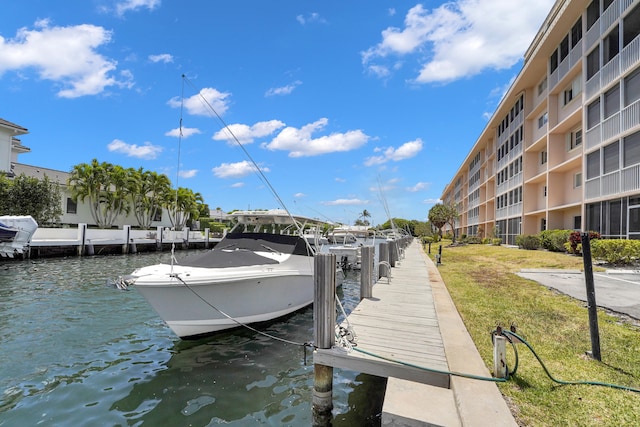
199, 218, 226, 233
590, 239, 640, 265
566, 231, 600, 254
516, 234, 541, 250
464, 236, 483, 244
481, 237, 490, 244
539, 229, 571, 252
490, 238, 502, 246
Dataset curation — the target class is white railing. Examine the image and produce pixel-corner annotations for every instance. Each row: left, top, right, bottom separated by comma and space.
549, 68, 559, 90
586, 123, 601, 150
496, 172, 523, 195
585, 178, 601, 199
601, 55, 620, 88
31, 224, 216, 248
586, 72, 601, 100
601, 171, 621, 196
601, 0, 619, 31
552, 42, 583, 91
509, 203, 523, 217
621, 100, 640, 133
621, 36, 640, 75
601, 111, 621, 143
623, 163, 640, 192
585, 19, 600, 50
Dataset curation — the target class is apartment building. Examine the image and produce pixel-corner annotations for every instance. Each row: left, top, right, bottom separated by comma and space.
440, 0, 640, 245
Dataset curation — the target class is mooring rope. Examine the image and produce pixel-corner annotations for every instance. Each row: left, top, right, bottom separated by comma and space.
171, 272, 313, 349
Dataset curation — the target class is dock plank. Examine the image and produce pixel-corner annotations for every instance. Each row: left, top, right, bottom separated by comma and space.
314, 239, 450, 389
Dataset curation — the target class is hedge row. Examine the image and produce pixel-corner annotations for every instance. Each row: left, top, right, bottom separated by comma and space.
516, 229, 640, 265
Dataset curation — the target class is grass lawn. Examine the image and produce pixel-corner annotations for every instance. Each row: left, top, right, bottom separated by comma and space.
429, 242, 640, 426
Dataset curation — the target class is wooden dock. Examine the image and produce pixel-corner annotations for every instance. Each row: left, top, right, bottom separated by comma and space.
314, 239, 450, 389
314, 239, 518, 426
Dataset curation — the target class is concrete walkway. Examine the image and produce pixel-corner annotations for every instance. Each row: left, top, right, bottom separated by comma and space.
517, 268, 640, 320
381, 241, 517, 426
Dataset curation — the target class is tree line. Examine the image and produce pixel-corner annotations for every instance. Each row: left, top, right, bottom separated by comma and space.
1, 159, 208, 230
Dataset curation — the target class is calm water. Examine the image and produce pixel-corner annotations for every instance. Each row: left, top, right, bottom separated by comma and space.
0, 250, 385, 426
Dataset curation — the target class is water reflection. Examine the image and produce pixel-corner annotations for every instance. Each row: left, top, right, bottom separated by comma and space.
0, 252, 384, 426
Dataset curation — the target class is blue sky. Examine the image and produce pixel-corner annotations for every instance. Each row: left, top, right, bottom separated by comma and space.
1, 0, 555, 225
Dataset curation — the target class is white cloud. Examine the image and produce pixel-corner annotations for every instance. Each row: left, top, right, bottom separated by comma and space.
335, 177, 347, 183
179, 169, 198, 178
294, 192, 306, 198
265, 80, 302, 97
263, 118, 369, 157
165, 127, 201, 138
362, 0, 554, 84
213, 120, 285, 145
0, 20, 132, 98
115, 0, 160, 16
364, 138, 423, 166
322, 198, 370, 206
407, 182, 430, 192
423, 198, 442, 204
168, 87, 231, 117
212, 160, 269, 179
231, 182, 245, 188
149, 53, 173, 63
296, 13, 327, 25
107, 139, 163, 159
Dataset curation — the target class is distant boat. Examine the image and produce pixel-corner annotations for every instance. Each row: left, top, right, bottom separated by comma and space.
0, 222, 18, 242
123, 210, 336, 338
0, 216, 38, 258
302, 227, 329, 246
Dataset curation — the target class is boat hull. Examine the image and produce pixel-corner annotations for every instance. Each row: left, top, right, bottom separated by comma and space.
133, 264, 314, 338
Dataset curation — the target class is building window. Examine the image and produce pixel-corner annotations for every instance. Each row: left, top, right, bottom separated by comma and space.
575, 172, 583, 188
538, 112, 548, 128
603, 25, 620, 65
560, 35, 569, 62
563, 76, 582, 106
586, 0, 599, 31
623, 130, 640, 168
623, 3, 640, 47
574, 216, 582, 230
541, 218, 547, 231
625, 67, 640, 107
66, 198, 77, 214
541, 150, 548, 165
543, 186, 547, 197
153, 209, 162, 222
587, 99, 601, 129
568, 128, 582, 150
550, 48, 559, 73
603, 84, 620, 119
571, 17, 582, 48
587, 150, 600, 179
603, 141, 620, 174
586, 46, 600, 80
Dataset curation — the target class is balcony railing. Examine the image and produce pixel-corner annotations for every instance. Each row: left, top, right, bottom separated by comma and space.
622, 99, 640, 133
586, 164, 640, 200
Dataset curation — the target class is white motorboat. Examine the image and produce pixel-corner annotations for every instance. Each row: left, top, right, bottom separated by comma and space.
125, 210, 334, 338
0, 215, 38, 258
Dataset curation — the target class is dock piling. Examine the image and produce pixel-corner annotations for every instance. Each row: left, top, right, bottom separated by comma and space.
360, 245, 374, 300
313, 253, 336, 425
378, 242, 389, 279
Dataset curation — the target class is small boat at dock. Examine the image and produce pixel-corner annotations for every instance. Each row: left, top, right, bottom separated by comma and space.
123, 209, 333, 338
0, 216, 38, 258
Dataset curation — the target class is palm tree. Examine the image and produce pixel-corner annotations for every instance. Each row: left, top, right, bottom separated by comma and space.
360, 209, 371, 226
68, 159, 130, 228
164, 187, 200, 230
129, 169, 172, 229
